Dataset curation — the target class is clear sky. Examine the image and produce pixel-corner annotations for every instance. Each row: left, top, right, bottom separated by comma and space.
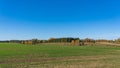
0, 0, 120, 40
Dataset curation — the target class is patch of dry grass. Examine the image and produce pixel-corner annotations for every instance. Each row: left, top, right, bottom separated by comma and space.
1, 55, 120, 68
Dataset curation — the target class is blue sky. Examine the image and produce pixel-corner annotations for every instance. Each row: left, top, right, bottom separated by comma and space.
0, 0, 120, 40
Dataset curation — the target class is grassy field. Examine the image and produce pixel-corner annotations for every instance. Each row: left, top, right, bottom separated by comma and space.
0, 43, 120, 68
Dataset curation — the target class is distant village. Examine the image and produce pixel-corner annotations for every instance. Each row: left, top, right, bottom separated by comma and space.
1, 37, 120, 46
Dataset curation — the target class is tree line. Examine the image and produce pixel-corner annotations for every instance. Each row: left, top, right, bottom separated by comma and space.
0, 37, 120, 45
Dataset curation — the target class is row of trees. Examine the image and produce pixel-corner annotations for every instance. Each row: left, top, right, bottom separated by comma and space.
48, 37, 79, 43
0, 40, 22, 43
21, 38, 80, 45
1, 38, 120, 44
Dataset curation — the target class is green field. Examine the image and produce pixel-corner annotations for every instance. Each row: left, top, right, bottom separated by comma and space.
0, 43, 120, 68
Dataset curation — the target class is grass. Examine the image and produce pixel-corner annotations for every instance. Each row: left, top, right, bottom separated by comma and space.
0, 43, 120, 68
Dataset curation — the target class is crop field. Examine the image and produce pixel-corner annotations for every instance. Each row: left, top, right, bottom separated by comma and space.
0, 43, 120, 68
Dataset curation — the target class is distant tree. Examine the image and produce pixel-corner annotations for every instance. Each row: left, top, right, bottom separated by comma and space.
32, 39, 38, 44
83, 38, 95, 44
115, 38, 120, 43
48, 38, 55, 43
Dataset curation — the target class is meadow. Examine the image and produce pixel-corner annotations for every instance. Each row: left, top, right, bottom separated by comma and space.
0, 43, 120, 68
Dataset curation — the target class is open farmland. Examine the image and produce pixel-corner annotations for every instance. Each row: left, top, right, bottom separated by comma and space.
0, 43, 120, 68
